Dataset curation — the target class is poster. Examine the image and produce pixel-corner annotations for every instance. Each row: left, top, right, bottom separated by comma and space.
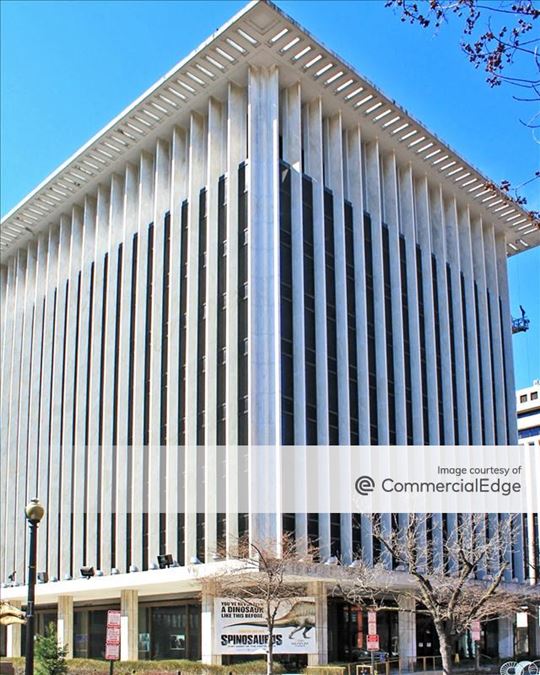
214, 597, 318, 655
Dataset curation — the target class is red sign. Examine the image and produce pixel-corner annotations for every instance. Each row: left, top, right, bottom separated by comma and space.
368, 610, 377, 636
367, 634, 380, 651
105, 610, 121, 661
471, 620, 481, 642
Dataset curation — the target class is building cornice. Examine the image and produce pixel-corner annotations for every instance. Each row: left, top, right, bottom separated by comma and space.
2, 0, 538, 262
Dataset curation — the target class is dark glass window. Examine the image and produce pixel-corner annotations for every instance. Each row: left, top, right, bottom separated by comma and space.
416, 247, 429, 443
324, 189, 338, 445
487, 290, 498, 442
128, 234, 138, 447
400, 237, 413, 444
99, 254, 109, 448
432, 256, 444, 444
138, 603, 201, 661
474, 283, 485, 444
364, 214, 378, 445
382, 225, 395, 445
446, 264, 459, 442
280, 161, 294, 445
345, 201, 359, 445
303, 176, 317, 445
179, 201, 188, 445
197, 191, 207, 446
144, 226, 154, 446
499, 298, 510, 443
460, 273, 472, 445
217, 176, 227, 446
161, 214, 171, 445
113, 244, 123, 447
238, 163, 248, 445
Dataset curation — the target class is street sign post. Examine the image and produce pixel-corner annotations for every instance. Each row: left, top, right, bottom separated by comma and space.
471, 620, 481, 671
105, 610, 121, 674
367, 634, 380, 651
471, 620, 481, 642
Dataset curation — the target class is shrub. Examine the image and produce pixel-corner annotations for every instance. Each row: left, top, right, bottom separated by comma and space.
35, 623, 68, 675
6, 657, 284, 675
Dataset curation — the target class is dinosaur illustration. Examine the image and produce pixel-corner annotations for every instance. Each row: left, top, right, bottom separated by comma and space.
0, 601, 26, 626
226, 600, 316, 639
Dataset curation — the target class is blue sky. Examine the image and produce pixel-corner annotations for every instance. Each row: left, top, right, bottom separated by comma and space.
1, 0, 538, 388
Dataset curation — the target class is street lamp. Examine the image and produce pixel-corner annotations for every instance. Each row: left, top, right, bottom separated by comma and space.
24, 498, 44, 675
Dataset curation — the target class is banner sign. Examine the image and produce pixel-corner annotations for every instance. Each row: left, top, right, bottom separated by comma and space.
105, 610, 121, 661
214, 598, 318, 655
471, 620, 481, 641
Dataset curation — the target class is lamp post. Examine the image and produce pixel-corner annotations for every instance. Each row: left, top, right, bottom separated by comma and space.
25, 498, 44, 675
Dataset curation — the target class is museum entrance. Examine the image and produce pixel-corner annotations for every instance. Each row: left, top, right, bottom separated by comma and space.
416, 612, 440, 656
328, 599, 399, 662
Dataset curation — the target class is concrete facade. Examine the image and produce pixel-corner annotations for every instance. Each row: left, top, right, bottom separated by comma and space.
1, 0, 538, 665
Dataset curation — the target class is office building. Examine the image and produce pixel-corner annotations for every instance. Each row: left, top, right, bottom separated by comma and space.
1, 0, 539, 665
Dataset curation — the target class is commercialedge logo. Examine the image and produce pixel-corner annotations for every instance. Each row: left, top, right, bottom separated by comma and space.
355, 476, 375, 496
355, 476, 521, 497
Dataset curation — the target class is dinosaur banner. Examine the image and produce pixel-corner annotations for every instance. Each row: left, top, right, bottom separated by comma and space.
214, 597, 318, 654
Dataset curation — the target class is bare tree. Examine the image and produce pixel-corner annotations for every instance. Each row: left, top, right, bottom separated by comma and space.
385, 1, 539, 97
385, 0, 540, 216
206, 533, 319, 675
338, 514, 538, 675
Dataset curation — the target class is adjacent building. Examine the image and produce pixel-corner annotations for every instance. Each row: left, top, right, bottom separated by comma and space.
1, 0, 539, 666
517, 381, 540, 448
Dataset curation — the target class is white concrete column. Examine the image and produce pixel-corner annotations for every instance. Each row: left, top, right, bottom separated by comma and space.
205, 97, 225, 561
86, 185, 110, 570
225, 82, 247, 555
165, 128, 187, 562
457, 208, 482, 444
444, 197, 469, 444
282, 82, 308, 548
72, 196, 96, 576
303, 97, 330, 560
398, 596, 416, 669
247, 65, 281, 545
429, 185, 454, 444
38, 229, 59, 573
415, 177, 440, 445
201, 581, 222, 665
498, 616, 514, 658
383, 152, 406, 445
6, 600, 22, 657
484, 223, 507, 444
364, 140, 388, 445
399, 165, 426, 445
57, 595, 73, 658
101, 173, 124, 575
16, 247, 36, 582
345, 126, 370, 446
120, 589, 138, 661
495, 233, 517, 444
116, 163, 139, 572
185, 113, 206, 562
307, 581, 328, 666
471, 216, 495, 444
60, 207, 83, 580
148, 139, 170, 564
325, 112, 352, 564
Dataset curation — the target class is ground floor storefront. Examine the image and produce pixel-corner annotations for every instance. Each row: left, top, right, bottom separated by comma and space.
1, 567, 538, 664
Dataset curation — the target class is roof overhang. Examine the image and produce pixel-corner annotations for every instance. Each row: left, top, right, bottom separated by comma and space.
2, 0, 538, 262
